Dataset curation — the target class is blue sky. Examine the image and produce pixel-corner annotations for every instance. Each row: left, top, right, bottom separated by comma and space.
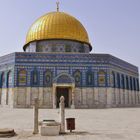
0, 0, 140, 70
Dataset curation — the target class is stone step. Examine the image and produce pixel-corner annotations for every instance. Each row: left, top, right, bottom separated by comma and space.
0, 128, 15, 137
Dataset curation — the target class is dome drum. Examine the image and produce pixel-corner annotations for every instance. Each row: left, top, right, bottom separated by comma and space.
25, 39, 91, 53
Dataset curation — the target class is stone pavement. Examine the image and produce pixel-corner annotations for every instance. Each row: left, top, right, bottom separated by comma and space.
0, 108, 140, 140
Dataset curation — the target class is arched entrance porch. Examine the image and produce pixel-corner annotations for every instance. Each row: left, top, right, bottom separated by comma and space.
52, 73, 75, 109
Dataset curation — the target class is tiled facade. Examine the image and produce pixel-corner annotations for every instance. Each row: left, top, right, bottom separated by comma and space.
0, 52, 139, 108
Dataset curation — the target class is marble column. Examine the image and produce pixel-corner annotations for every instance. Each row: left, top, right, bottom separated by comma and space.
26, 87, 31, 107
33, 98, 39, 134
71, 84, 75, 109
59, 96, 65, 133
0, 88, 1, 105
53, 84, 56, 109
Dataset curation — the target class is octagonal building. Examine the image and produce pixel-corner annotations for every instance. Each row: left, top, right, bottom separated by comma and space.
0, 9, 139, 108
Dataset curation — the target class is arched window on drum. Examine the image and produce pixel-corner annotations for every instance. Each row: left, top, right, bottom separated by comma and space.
7, 71, 12, 88
112, 71, 116, 88
121, 74, 125, 89
136, 78, 139, 91
117, 73, 121, 88
126, 76, 129, 90
133, 78, 136, 91
1, 72, 5, 88
86, 71, 94, 86
32, 69, 39, 86
44, 70, 52, 86
73, 70, 82, 87
18, 69, 27, 86
130, 77, 133, 90
98, 71, 106, 86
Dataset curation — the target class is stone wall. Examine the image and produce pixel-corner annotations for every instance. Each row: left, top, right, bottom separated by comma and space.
0, 88, 14, 108
74, 87, 107, 108
13, 87, 53, 108
74, 87, 140, 108
0, 87, 140, 108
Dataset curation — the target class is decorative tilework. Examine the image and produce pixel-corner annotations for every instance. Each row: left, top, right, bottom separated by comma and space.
18, 69, 27, 86
0, 52, 139, 90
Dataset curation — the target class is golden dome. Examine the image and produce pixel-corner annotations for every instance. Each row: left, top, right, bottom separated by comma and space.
24, 11, 91, 50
